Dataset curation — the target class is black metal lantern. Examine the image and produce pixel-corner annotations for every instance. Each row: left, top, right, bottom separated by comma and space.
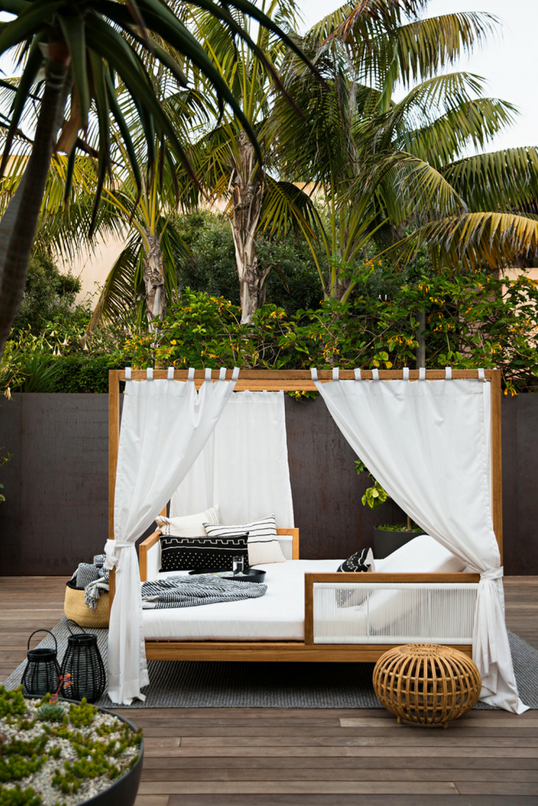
60, 620, 106, 703
21, 629, 61, 697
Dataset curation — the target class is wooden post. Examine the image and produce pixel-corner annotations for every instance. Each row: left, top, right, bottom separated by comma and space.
490, 369, 503, 563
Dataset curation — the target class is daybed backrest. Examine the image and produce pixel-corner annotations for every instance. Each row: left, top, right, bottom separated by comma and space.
378, 534, 466, 573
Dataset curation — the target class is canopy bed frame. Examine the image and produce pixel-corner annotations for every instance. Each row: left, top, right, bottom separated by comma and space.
108, 368, 502, 665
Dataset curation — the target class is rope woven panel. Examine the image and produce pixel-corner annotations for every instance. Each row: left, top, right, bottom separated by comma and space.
372, 644, 481, 728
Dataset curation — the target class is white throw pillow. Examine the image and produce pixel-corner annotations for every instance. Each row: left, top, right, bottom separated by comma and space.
156, 505, 221, 537
203, 515, 286, 565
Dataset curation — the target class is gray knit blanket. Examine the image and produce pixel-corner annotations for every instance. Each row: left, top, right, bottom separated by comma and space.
141, 574, 267, 609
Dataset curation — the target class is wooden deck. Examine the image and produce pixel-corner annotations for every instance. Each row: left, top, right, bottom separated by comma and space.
1, 575, 537, 805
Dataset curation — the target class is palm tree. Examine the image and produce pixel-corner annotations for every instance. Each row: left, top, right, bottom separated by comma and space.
87, 158, 191, 332
274, 1, 538, 301
175, 0, 321, 323
0, 0, 311, 358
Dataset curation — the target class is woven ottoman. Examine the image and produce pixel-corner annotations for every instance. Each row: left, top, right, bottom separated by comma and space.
373, 644, 481, 728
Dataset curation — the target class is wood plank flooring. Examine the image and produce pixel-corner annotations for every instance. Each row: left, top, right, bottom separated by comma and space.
1, 575, 537, 806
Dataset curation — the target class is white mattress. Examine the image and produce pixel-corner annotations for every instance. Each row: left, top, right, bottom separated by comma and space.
142, 559, 346, 641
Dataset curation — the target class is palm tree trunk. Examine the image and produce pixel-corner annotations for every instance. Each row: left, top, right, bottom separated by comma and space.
0, 52, 70, 359
229, 132, 268, 325
143, 230, 166, 329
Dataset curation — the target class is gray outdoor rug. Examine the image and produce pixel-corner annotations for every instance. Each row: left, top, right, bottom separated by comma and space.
3, 617, 537, 710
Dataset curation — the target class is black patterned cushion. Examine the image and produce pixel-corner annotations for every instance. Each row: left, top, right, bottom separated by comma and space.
335, 548, 374, 607
337, 547, 374, 573
159, 533, 249, 573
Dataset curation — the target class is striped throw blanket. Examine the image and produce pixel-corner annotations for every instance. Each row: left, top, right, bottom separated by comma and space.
141, 574, 267, 609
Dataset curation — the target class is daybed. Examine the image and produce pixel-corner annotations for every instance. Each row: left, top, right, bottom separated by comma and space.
106, 368, 524, 713
138, 528, 479, 663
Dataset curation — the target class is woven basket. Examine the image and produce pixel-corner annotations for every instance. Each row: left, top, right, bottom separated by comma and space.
64, 583, 109, 629
373, 644, 481, 728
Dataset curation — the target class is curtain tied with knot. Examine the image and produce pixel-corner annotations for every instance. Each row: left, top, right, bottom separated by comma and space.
105, 368, 238, 704
312, 369, 526, 714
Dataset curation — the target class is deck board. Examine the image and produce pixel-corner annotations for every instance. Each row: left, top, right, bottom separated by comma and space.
1, 575, 537, 806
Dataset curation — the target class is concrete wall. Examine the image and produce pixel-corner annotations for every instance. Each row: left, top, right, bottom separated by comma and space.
0, 393, 537, 575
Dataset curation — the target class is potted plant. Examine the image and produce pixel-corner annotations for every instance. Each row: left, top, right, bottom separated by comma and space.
356, 461, 424, 558
0, 682, 143, 806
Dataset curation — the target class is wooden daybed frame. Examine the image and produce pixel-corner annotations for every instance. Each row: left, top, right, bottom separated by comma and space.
108, 368, 502, 663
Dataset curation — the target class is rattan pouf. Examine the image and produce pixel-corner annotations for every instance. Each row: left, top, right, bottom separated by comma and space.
373, 644, 481, 728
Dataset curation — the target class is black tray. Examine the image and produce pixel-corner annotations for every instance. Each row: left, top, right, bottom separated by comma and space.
188, 568, 266, 583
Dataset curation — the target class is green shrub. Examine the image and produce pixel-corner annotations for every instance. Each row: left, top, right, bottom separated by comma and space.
10, 249, 81, 338
0, 784, 41, 806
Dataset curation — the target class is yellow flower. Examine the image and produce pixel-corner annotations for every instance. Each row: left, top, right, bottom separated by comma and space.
170, 340, 177, 345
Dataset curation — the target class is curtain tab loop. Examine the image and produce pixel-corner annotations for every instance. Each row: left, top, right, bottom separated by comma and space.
167, 367, 174, 380
124, 367, 132, 381
219, 367, 226, 380
332, 367, 340, 381
372, 368, 379, 381
310, 368, 318, 381
402, 367, 409, 380
205, 368, 212, 382
419, 367, 426, 380
187, 368, 195, 381
232, 367, 240, 381
478, 368, 485, 381
146, 368, 153, 381
354, 368, 362, 380
480, 567, 503, 581
445, 367, 452, 380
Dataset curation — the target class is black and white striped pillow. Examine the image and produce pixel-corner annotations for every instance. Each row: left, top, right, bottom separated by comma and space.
203, 515, 286, 565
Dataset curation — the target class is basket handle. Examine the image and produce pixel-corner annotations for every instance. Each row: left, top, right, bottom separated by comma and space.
66, 619, 87, 636
27, 629, 58, 653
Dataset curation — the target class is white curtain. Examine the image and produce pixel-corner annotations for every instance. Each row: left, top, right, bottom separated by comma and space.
313, 370, 527, 714
105, 368, 237, 704
171, 391, 294, 526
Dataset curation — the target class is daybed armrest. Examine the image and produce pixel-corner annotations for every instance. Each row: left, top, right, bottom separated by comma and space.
304, 572, 480, 646
276, 528, 299, 560
139, 530, 161, 581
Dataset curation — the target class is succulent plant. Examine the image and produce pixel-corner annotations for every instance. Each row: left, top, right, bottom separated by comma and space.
36, 703, 64, 723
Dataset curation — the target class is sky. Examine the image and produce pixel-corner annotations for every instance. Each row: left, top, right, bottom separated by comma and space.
298, 0, 538, 154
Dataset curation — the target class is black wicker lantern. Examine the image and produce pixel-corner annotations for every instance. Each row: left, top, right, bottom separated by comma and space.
21, 630, 61, 697
60, 621, 106, 704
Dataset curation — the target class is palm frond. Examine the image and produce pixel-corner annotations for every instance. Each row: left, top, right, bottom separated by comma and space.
442, 148, 538, 212
392, 212, 538, 270
87, 232, 143, 331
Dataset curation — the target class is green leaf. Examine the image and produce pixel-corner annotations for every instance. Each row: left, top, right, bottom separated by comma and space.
0, 0, 63, 54
0, 34, 43, 176
59, 13, 90, 126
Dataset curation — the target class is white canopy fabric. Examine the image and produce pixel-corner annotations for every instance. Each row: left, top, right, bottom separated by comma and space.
104, 368, 237, 704
171, 390, 294, 526
312, 369, 527, 714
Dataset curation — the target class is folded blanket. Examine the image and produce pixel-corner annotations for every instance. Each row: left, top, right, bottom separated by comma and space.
141, 574, 267, 609
85, 577, 110, 609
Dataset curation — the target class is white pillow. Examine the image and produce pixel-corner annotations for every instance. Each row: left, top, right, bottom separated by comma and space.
203, 514, 286, 565
380, 534, 466, 573
156, 505, 220, 537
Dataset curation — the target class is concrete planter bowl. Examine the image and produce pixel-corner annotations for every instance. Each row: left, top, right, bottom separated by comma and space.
79, 708, 144, 806
21, 696, 144, 806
